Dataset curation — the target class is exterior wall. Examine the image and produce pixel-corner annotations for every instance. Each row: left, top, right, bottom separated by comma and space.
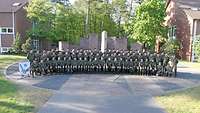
1, 34, 13, 47
88, 34, 99, 50
59, 36, 129, 51
0, 13, 13, 52
196, 20, 200, 35
107, 37, 128, 50
130, 43, 143, 51
175, 7, 192, 61
40, 39, 57, 51
15, 6, 31, 43
165, 0, 193, 61
0, 13, 12, 27
80, 38, 89, 49
0, 6, 31, 53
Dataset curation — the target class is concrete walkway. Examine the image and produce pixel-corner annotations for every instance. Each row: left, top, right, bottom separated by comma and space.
38, 74, 165, 113
5, 62, 200, 113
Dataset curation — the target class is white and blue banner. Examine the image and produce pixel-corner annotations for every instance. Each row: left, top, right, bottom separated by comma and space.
19, 62, 30, 76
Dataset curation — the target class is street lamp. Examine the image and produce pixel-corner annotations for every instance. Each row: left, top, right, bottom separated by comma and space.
12, 2, 21, 40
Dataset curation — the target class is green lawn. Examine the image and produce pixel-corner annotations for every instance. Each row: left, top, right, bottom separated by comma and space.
179, 61, 200, 69
156, 86, 200, 113
0, 55, 52, 113
0, 55, 26, 71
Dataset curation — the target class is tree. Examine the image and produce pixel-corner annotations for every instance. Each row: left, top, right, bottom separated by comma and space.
193, 37, 200, 62
126, 0, 167, 48
111, 0, 128, 37
74, 0, 118, 37
12, 33, 22, 53
22, 38, 32, 53
54, 3, 84, 44
25, 0, 54, 40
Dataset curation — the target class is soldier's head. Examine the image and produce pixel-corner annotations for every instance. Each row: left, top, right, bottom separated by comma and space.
30, 50, 33, 54
43, 50, 46, 53
33, 60, 37, 63
36, 50, 40, 54
52, 57, 56, 60
40, 60, 44, 63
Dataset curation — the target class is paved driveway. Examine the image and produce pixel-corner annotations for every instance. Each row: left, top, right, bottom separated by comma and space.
5, 62, 200, 113
38, 74, 165, 113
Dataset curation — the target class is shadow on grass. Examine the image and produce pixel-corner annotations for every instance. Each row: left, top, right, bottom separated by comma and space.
0, 100, 34, 113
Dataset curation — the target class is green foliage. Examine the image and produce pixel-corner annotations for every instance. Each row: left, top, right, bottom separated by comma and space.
25, 0, 133, 44
74, 0, 119, 37
25, 0, 54, 39
126, 0, 167, 48
111, 0, 129, 37
161, 39, 180, 55
0, 55, 51, 113
12, 33, 22, 54
22, 38, 32, 53
54, 4, 84, 44
193, 38, 200, 62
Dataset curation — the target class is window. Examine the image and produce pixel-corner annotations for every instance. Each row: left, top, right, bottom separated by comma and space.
168, 26, 176, 39
1, 28, 13, 34
1, 28, 7, 33
1, 47, 10, 53
8, 28, 13, 33
32, 39, 39, 50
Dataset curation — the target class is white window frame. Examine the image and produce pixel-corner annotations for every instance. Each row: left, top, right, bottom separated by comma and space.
1, 47, 11, 53
168, 25, 176, 39
32, 39, 39, 50
7, 28, 14, 34
1, 27, 14, 34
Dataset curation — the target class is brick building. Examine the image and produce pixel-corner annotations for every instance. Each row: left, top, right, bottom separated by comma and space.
0, 0, 31, 53
165, 0, 200, 61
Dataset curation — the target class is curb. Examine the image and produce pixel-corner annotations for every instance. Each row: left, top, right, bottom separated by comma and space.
3, 60, 26, 79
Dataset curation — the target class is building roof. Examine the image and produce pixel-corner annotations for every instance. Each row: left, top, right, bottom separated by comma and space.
0, 0, 28, 13
184, 9, 200, 19
178, 0, 200, 9
166, 0, 200, 9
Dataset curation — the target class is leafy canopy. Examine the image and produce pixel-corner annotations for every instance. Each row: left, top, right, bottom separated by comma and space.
25, 0, 54, 39
126, 0, 167, 48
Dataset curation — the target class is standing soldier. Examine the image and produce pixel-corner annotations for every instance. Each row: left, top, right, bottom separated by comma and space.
171, 55, 178, 77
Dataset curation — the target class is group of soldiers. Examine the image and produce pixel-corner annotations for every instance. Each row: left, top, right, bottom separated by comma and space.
27, 49, 178, 77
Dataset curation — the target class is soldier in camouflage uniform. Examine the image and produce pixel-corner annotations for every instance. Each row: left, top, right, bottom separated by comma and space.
28, 48, 179, 77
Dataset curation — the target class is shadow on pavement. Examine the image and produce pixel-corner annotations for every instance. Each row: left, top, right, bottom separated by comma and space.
177, 72, 200, 81
33, 75, 72, 90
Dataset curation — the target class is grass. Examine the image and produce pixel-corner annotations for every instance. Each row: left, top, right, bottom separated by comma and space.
0, 55, 52, 113
156, 86, 200, 113
0, 55, 26, 71
179, 61, 200, 69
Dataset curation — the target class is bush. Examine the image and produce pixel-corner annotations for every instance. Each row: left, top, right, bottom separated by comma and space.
12, 33, 22, 54
22, 38, 32, 53
161, 39, 180, 55
193, 38, 200, 62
